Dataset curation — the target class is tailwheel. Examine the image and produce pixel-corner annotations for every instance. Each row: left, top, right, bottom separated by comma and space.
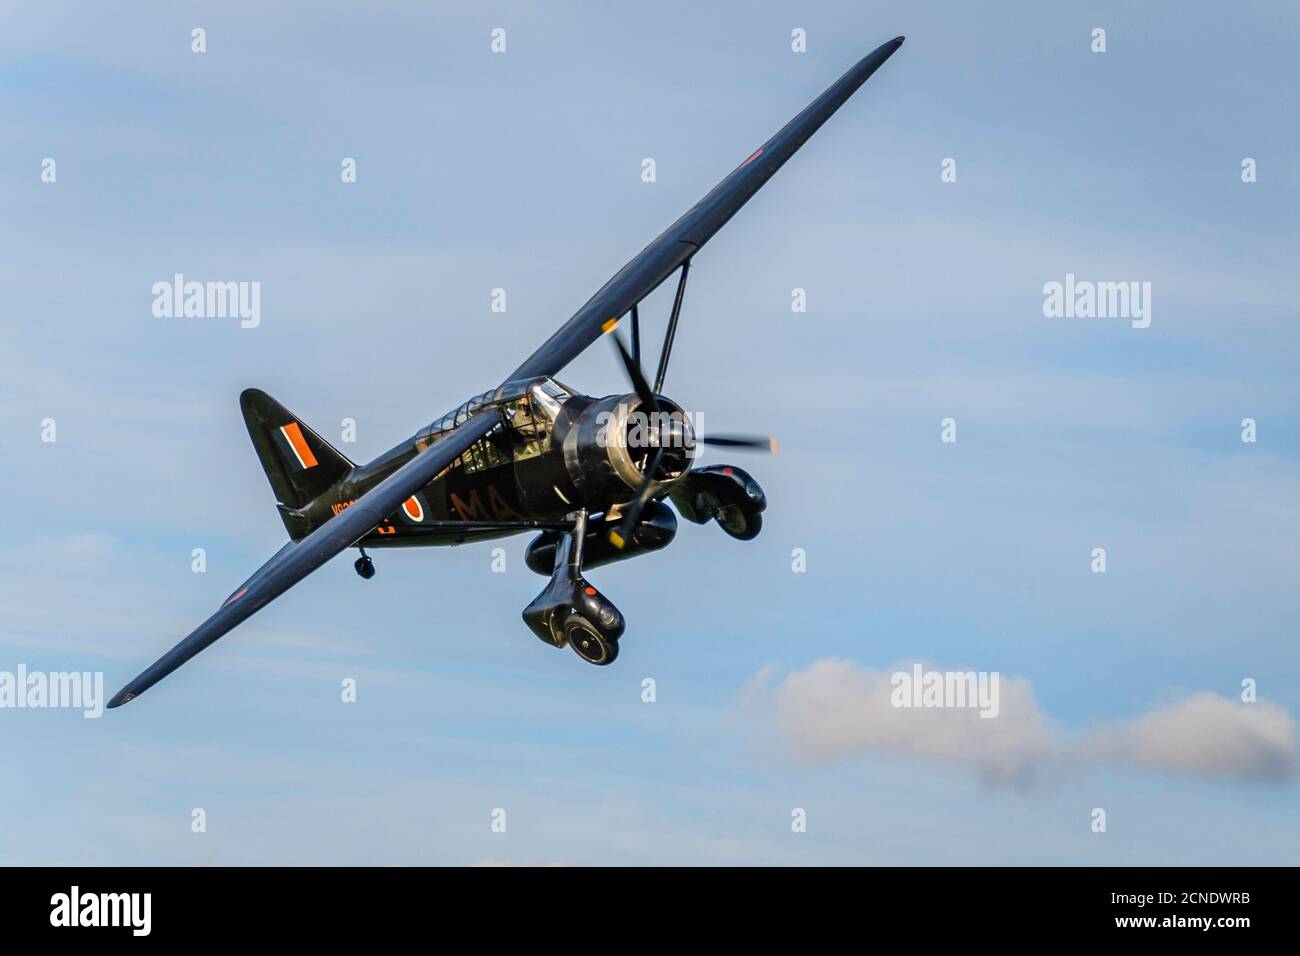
354, 552, 376, 580
565, 614, 619, 665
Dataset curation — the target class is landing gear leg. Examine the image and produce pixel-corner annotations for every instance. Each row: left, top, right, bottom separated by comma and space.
522, 509, 624, 664
354, 548, 376, 580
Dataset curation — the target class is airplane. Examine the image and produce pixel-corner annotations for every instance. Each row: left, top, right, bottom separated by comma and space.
107, 36, 905, 708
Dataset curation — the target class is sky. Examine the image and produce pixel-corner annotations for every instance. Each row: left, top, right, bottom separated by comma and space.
1, 0, 1297, 865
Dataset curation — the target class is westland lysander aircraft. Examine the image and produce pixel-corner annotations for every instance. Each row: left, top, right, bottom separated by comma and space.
108, 37, 904, 708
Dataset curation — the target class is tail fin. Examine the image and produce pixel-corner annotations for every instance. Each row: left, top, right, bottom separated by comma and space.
240, 389, 354, 538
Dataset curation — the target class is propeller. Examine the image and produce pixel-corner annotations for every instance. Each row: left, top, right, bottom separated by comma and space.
698, 434, 779, 454
606, 330, 775, 549
612, 331, 658, 415
608, 444, 667, 549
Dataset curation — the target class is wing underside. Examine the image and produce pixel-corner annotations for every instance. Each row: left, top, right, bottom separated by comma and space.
108, 409, 505, 708
505, 36, 904, 383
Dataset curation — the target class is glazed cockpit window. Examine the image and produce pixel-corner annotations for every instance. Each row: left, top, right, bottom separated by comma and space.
511, 395, 542, 461
461, 431, 510, 473
531, 383, 563, 423
539, 378, 572, 400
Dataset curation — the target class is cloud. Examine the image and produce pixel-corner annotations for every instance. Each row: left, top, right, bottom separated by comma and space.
771, 658, 1053, 788
1086, 692, 1300, 782
748, 659, 1298, 786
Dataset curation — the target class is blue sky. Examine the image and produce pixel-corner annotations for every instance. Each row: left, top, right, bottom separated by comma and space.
1, 0, 1297, 864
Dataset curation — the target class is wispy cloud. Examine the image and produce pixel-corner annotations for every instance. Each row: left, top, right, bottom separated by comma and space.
744, 659, 1298, 787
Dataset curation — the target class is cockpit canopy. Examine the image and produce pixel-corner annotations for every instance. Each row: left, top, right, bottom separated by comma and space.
419, 377, 576, 451
423, 377, 573, 438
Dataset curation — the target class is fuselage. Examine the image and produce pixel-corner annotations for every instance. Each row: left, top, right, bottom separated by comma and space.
287, 376, 693, 548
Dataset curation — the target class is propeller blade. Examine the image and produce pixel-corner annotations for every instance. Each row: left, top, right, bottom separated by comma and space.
609, 445, 666, 549
700, 434, 779, 454
610, 330, 659, 414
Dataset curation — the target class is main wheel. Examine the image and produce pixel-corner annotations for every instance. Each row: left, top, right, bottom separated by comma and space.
564, 615, 618, 665
354, 555, 376, 580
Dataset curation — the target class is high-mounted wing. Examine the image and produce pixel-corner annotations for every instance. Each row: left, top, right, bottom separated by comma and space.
107, 409, 505, 708
505, 36, 904, 383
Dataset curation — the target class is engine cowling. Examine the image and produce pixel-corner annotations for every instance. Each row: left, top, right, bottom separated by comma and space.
556, 393, 695, 511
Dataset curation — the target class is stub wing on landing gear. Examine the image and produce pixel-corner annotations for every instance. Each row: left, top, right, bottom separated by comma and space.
670, 466, 767, 541
107, 409, 505, 708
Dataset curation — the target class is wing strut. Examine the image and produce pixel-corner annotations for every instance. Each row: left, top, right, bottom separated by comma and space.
653, 260, 690, 394
630, 303, 641, 368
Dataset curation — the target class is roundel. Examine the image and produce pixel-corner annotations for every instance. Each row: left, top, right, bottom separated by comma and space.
401, 496, 425, 522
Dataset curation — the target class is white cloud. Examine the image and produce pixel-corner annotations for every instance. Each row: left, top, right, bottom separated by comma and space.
750, 659, 1299, 786
769, 658, 1053, 787
1086, 692, 1300, 782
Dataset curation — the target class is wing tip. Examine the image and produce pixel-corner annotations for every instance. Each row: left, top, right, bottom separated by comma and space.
106, 688, 135, 709
873, 36, 905, 60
